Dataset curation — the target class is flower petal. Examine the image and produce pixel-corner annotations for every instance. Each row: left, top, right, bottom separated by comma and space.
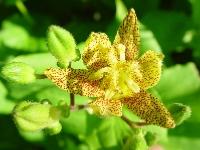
44, 68, 104, 97
122, 91, 175, 128
138, 50, 164, 89
82, 32, 117, 70
113, 9, 140, 60
89, 98, 122, 117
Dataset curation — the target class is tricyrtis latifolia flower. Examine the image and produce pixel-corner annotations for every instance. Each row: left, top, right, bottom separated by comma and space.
45, 9, 175, 128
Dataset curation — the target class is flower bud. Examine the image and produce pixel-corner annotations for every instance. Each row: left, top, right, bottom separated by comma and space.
1, 62, 36, 84
13, 101, 62, 134
124, 129, 148, 150
47, 25, 80, 68
168, 103, 191, 126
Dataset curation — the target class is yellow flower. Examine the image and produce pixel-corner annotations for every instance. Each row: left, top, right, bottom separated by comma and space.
45, 9, 175, 128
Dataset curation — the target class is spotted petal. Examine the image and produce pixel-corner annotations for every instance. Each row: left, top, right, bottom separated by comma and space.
82, 32, 117, 70
89, 98, 122, 117
138, 50, 164, 89
122, 90, 175, 128
113, 9, 140, 60
44, 68, 104, 97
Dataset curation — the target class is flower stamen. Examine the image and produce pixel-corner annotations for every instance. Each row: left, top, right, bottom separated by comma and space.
117, 44, 126, 61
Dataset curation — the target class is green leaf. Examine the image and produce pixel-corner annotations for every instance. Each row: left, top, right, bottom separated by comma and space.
61, 110, 87, 136
155, 63, 200, 142
161, 136, 200, 150
7, 79, 52, 100
86, 117, 131, 149
162, 100, 200, 150
106, 0, 127, 41
115, 0, 127, 22
189, 0, 200, 27
141, 11, 190, 53
10, 53, 57, 74
0, 80, 8, 97
0, 80, 15, 114
47, 25, 80, 68
96, 118, 119, 147
0, 98, 15, 114
168, 103, 191, 126
35, 86, 69, 105
140, 23, 162, 55
168, 91, 200, 138
155, 63, 200, 101
0, 17, 47, 52
181, 91, 200, 123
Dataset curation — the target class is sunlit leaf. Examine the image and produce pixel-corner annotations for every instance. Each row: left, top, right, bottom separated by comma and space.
155, 63, 200, 101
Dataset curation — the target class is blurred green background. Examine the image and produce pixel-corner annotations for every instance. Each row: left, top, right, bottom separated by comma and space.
0, 0, 200, 150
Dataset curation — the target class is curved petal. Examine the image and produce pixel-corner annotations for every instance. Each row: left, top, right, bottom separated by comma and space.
82, 32, 117, 70
113, 9, 140, 60
89, 98, 122, 117
138, 50, 164, 89
122, 91, 175, 128
44, 68, 104, 97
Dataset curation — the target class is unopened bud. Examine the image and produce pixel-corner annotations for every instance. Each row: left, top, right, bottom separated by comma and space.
47, 25, 80, 68
13, 101, 62, 134
1, 62, 36, 84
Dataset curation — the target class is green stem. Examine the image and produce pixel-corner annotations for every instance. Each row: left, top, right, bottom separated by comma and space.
68, 62, 75, 110
70, 93, 75, 110
77, 104, 88, 110
15, 0, 33, 24
121, 115, 148, 128
35, 74, 47, 79
70, 104, 88, 111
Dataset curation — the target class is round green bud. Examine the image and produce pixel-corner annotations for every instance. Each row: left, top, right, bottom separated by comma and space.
1, 62, 36, 84
168, 103, 191, 126
47, 25, 80, 68
13, 101, 62, 134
